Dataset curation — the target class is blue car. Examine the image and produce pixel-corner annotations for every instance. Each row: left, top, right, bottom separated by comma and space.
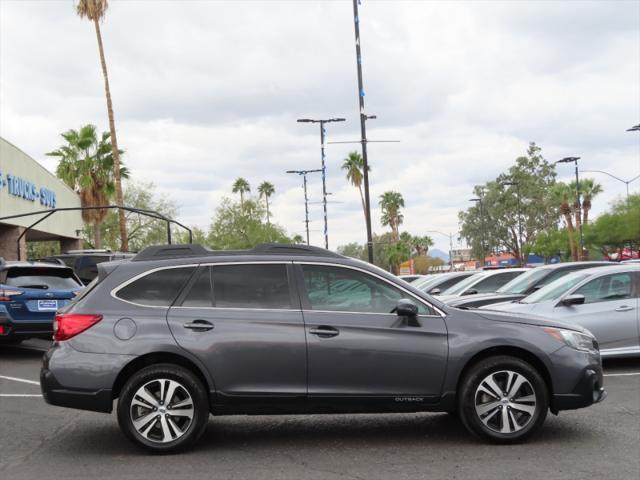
0, 260, 83, 343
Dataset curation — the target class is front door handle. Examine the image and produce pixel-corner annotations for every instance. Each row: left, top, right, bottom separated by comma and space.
614, 306, 634, 312
309, 326, 339, 338
183, 320, 214, 331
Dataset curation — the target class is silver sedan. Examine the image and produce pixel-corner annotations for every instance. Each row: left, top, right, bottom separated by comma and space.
484, 264, 640, 358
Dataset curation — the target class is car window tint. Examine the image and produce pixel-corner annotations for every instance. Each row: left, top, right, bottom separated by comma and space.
471, 272, 522, 294
574, 273, 634, 304
302, 265, 432, 314
116, 267, 194, 306
212, 264, 291, 309
181, 268, 213, 307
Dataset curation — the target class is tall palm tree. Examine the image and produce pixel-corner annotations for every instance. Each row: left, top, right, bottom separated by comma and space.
342, 151, 370, 224
379, 191, 405, 242
258, 181, 275, 224
48, 124, 129, 248
232, 177, 251, 206
76, 0, 128, 251
552, 183, 577, 261
577, 178, 603, 226
413, 235, 434, 257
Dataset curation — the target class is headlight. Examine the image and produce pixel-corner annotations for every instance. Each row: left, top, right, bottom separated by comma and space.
543, 327, 598, 352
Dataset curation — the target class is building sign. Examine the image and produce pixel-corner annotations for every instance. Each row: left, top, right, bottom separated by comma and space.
0, 170, 57, 208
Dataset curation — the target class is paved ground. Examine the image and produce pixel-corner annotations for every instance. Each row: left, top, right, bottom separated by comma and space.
1, 339, 638, 480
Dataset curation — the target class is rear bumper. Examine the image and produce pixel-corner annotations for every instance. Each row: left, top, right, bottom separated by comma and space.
0, 311, 53, 340
41, 355, 113, 413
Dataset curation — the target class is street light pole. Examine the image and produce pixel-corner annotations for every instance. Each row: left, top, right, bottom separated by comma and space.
297, 117, 346, 250
580, 170, 640, 200
502, 181, 523, 265
626, 124, 640, 132
556, 157, 583, 260
352, 0, 374, 264
469, 198, 485, 267
425, 230, 456, 272
286, 169, 322, 246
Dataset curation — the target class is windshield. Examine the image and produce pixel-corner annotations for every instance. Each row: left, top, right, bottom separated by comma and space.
5, 267, 82, 290
521, 271, 591, 304
441, 272, 486, 295
496, 268, 550, 294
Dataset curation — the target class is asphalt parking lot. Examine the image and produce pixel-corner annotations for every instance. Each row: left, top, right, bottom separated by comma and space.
1, 339, 638, 480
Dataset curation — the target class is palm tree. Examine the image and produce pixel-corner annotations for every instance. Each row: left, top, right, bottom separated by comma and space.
76, 0, 128, 251
47, 124, 129, 248
232, 177, 251, 206
258, 181, 275, 224
552, 183, 578, 261
291, 234, 305, 244
342, 151, 370, 224
413, 235, 434, 257
379, 191, 405, 242
577, 178, 603, 226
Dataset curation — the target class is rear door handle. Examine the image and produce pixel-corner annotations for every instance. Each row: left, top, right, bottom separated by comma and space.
183, 320, 214, 331
309, 326, 339, 338
614, 306, 634, 312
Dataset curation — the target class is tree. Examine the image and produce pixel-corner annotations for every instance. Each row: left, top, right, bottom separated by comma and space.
459, 143, 558, 261
232, 177, 251, 206
574, 178, 603, 226
208, 197, 291, 249
337, 242, 366, 260
379, 191, 405, 242
98, 181, 178, 251
412, 235, 434, 257
552, 183, 578, 261
342, 151, 369, 225
384, 241, 411, 275
584, 194, 640, 259
413, 255, 445, 274
291, 234, 305, 245
525, 228, 570, 263
76, 0, 128, 251
48, 124, 128, 248
258, 181, 275, 224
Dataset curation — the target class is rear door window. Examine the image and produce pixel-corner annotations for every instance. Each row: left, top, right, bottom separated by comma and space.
5, 267, 82, 290
181, 267, 213, 308
211, 264, 291, 309
116, 267, 194, 306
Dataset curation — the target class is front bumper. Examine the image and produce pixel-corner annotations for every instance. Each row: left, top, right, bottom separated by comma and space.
550, 346, 606, 412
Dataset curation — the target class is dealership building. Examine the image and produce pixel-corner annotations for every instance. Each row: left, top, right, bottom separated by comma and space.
0, 137, 83, 260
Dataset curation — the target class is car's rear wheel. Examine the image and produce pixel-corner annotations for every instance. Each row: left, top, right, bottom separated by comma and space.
458, 355, 548, 443
117, 364, 209, 453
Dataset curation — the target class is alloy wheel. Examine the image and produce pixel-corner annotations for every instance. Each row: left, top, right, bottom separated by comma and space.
474, 370, 537, 434
130, 378, 194, 443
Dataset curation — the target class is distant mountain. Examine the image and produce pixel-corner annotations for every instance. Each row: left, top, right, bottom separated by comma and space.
429, 248, 449, 262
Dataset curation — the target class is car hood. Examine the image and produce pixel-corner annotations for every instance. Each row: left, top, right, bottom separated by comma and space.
468, 307, 588, 334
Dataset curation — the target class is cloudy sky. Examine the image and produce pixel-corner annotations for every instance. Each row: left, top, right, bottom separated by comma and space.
1, 0, 639, 253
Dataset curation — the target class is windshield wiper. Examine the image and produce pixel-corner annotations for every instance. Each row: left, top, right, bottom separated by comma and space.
17, 284, 50, 290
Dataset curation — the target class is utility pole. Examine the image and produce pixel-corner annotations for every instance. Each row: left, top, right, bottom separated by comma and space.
286, 169, 322, 246
297, 117, 346, 250
352, 0, 374, 264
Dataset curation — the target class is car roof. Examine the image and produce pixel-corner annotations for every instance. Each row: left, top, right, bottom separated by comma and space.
566, 264, 640, 276
535, 260, 615, 270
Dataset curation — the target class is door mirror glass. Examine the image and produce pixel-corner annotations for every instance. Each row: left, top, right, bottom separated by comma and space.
560, 294, 585, 307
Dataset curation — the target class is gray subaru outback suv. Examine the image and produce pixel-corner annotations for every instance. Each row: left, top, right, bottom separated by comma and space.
41, 244, 606, 453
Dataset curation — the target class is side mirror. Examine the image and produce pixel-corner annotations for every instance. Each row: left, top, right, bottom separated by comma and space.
462, 289, 478, 296
429, 287, 441, 295
559, 294, 585, 307
392, 298, 420, 327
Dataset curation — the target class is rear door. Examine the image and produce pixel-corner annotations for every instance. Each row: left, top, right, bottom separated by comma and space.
552, 271, 639, 355
167, 262, 307, 403
297, 263, 448, 404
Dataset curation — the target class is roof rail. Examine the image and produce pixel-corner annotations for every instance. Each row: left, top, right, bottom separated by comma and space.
132, 243, 344, 262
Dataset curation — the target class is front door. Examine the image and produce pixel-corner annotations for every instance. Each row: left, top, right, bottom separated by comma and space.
167, 263, 307, 403
297, 263, 448, 404
553, 270, 639, 356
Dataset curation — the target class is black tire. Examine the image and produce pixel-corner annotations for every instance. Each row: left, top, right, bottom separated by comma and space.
458, 355, 548, 444
117, 363, 209, 453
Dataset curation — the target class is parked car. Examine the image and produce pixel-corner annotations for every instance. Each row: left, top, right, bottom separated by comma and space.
43, 249, 135, 285
436, 268, 528, 302
484, 265, 640, 358
42, 243, 606, 453
413, 271, 477, 295
0, 259, 83, 343
447, 262, 615, 309
398, 274, 426, 283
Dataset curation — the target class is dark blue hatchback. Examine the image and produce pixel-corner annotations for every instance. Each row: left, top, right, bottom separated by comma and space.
0, 260, 83, 343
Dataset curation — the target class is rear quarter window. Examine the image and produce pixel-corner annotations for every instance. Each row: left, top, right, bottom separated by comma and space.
115, 267, 195, 307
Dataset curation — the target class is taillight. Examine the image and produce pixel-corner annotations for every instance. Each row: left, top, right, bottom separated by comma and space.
53, 314, 103, 341
0, 289, 24, 301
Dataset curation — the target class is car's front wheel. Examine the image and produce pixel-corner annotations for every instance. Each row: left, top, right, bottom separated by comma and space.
117, 364, 209, 453
458, 355, 548, 443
